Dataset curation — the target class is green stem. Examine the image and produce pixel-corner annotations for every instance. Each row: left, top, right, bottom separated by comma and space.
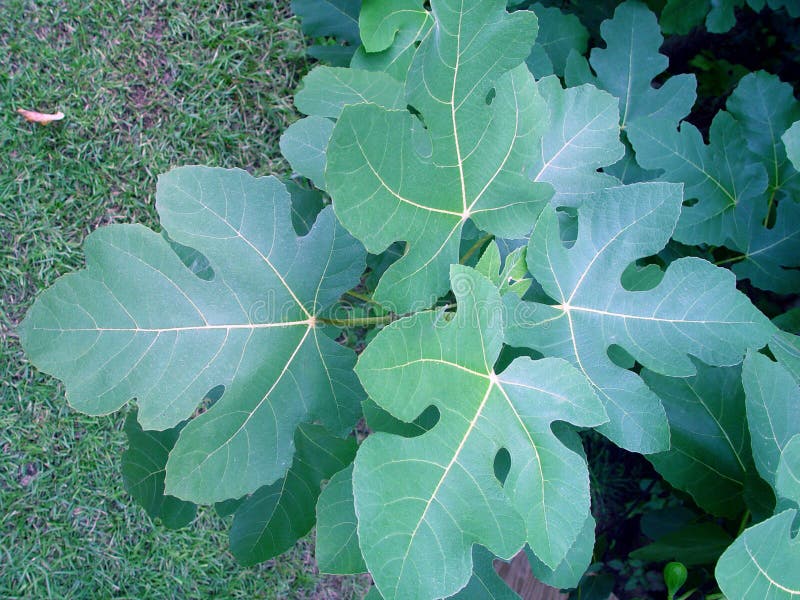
714, 254, 746, 267
763, 179, 778, 228
737, 509, 751, 536
460, 234, 494, 265
318, 314, 395, 328
345, 289, 383, 307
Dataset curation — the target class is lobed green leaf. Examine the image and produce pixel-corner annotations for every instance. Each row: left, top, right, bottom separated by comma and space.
353, 265, 606, 599
506, 182, 775, 453
531, 76, 624, 207
328, 0, 552, 313
20, 167, 366, 504
590, 1, 696, 130
628, 112, 768, 247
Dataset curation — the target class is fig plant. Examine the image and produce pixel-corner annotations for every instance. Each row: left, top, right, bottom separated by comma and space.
19, 0, 800, 598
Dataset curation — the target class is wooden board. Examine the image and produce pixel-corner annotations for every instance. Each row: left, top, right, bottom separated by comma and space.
495, 551, 568, 600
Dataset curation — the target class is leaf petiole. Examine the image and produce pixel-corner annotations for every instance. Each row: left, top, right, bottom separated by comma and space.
345, 289, 383, 307
736, 509, 751, 536
714, 254, 746, 267
318, 314, 397, 328
460, 234, 494, 265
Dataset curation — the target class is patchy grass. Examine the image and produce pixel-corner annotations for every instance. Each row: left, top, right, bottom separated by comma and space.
0, 1, 368, 598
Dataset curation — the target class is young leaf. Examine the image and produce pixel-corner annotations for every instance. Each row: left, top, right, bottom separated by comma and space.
475, 242, 531, 299
716, 509, 800, 599
530, 76, 624, 207
590, 1, 696, 130
327, 0, 552, 313
505, 182, 775, 453
121, 411, 196, 529
642, 362, 754, 518
19, 167, 366, 504
475, 241, 503, 284
315, 464, 367, 574
229, 424, 356, 566
353, 265, 607, 599
743, 351, 800, 491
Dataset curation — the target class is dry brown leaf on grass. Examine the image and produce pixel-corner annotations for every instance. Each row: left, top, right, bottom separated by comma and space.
17, 108, 65, 124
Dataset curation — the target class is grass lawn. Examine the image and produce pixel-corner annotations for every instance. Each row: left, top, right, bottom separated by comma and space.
0, 1, 368, 597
